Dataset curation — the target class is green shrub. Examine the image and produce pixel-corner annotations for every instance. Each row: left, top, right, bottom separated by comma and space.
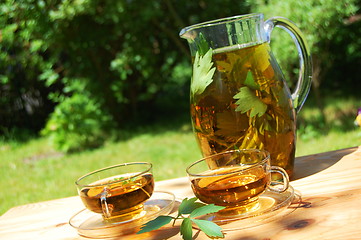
1, 0, 359, 151
0, 0, 252, 144
41, 80, 114, 152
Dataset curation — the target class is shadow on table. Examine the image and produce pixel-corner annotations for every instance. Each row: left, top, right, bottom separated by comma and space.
293, 146, 358, 180
121, 201, 181, 240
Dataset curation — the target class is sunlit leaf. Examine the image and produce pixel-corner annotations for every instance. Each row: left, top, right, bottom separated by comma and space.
191, 48, 215, 96
191, 219, 224, 238
195, 33, 210, 56
234, 87, 267, 117
180, 218, 193, 240
178, 197, 206, 215
137, 216, 173, 234
190, 204, 225, 218
244, 71, 259, 90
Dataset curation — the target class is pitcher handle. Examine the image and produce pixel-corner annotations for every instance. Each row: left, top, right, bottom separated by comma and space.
264, 17, 312, 113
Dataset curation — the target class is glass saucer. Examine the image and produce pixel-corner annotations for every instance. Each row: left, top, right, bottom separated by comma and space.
194, 185, 300, 231
69, 191, 176, 238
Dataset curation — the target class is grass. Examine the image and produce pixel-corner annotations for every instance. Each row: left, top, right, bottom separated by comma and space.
0, 125, 202, 215
1, 96, 360, 215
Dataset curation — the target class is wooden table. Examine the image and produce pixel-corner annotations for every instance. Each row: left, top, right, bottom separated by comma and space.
1, 146, 361, 240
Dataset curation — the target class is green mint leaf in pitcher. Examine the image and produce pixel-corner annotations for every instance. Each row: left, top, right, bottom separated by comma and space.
191, 48, 215, 96
233, 71, 266, 118
190, 204, 225, 218
234, 70, 266, 117
195, 33, 210, 56
243, 70, 260, 90
234, 86, 267, 117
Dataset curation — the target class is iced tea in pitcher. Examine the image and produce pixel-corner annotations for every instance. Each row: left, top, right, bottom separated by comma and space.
181, 13, 312, 178
191, 43, 296, 175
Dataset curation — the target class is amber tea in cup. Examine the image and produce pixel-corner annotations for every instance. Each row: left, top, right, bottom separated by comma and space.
76, 162, 154, 223
186, 149, 289, 216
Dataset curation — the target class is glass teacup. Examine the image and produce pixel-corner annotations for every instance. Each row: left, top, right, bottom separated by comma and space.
186, 149, 289, 216
75, 162, 154, 223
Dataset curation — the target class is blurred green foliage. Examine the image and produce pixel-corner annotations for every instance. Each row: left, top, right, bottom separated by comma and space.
41, 79, 115, 152
0, 0, 359, 151
0, 0, 251, 151
253, 0, 360, 90
253, 0, 360, 126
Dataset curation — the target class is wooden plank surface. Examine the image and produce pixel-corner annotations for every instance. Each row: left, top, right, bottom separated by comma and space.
0, 146, 360, 240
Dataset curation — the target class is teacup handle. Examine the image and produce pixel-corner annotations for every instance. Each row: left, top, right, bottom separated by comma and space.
264, 17, 312, 113
100, 187, 112, 219
269, 166, 289, 193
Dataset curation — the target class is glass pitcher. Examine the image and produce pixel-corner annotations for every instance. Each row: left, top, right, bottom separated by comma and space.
179, 13, 312, 178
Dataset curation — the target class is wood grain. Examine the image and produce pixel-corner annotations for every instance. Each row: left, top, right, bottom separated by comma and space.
0, 146, 360, 240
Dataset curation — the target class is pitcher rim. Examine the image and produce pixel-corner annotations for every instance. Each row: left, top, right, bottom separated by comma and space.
186, 149, 270, 178
75, 162, 152, 188
179, 13, 263, 37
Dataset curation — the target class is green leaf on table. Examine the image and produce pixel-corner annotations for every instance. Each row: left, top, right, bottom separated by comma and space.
190, 204, 226, 218
191, 48, 215, 96
191, 219, 224, 238
178, 197, 206, 215
136, 197, 225, 239
233, 86, 267, 118
137, 215, 173, 234
180, 218, 193, 240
